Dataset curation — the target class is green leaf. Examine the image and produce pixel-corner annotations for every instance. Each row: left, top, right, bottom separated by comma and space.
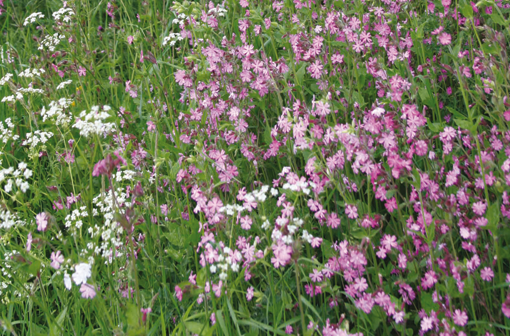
183, 321, 213, 336
420, 292, 439, 313
125, 303, 145, 336
454, 118, 474, 132
491, 11, 507, 25
461, 3, 473, 18
238, 319, 287, 335
485, 202, 500, 234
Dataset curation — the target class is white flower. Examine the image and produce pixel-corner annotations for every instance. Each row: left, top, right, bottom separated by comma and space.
371, 107, 386, 117
72, 263, 92, 285
64, 273, 72, 290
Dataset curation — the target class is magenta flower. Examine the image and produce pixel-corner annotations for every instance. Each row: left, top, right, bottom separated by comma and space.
285, 325, 293, 334
503, 294, 510, 318
175, 285, 183, 301
127, 35, 134, 44
141, 307, 152, 322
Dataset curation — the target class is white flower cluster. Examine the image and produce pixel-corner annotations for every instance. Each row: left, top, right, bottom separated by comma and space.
1, 48, 15, 64
22, 130, 54, 151
1, 92, 23, 103
209, 245, 242, 281
282, 179, 315, 194
0, 250, 16, 303
0, 209, 26, 230
24, 12, 45, 26
112, 169, 137, 183
17, 87, 45, 95
38, 33, 65, 52
56, 79, 73, 90
73, 105, 116, 137
219, 185, 271, 216
64, 206, 89, 234
0, 118, 20, 144
41, 98, 73, 125
207, 6, 227, 17
0, 73, 13, 86
18, 68, 45, 78
172, 13, 193, 26
52, 7, 74, 23
271, 217, 304, 244
162, 32, 185, 47
0, 250, 32, 304
0, 162, 32, 194
91, 188, 132, 263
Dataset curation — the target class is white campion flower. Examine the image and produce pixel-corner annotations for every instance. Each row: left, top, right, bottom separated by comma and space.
72, 263, 92, 285
64, 273, 72, 290
371, 107, 386, 117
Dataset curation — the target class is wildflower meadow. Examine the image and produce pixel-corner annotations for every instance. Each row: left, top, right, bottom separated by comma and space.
1, 0, 510, 334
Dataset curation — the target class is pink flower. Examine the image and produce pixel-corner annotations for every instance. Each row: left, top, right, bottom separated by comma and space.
141, 308, 152, 322
421, 270, 438, 290
240, 216, 252, 230
80, 283, 96, 299
175, 285, 183, 301
421, 316, 433, 331
285, 325, 293, 334
480, 267, 494, 281
246, 287, 254, 301
438, 32, 451, 45
50, 251, 65, 269
381, 234, 398, 250
36, 212, 49, 231
271, 240, 293, 268
503, 294, 510, 318
453, 309, 468, 326
147, 121, 156, 132
345, 204, 358, 219
189, 271, 196, 285
127, 35, 134, 44
307, 60, 323, 79
472, 201, 487, 216
78, 66, 86, 76
26, 232, 32, 251
310, 269, 323, 282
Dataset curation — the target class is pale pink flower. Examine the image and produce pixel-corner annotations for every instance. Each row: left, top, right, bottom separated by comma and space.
36, 212, 49, 231
78, 66, 86, 76
345, 204, 358, 219
438, 32, 451, 45
246, 287, 254, 301
50, 251, 65, 269
453, 309, 468, 326
480, 267, 494, 281
80, 283, 96, 299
